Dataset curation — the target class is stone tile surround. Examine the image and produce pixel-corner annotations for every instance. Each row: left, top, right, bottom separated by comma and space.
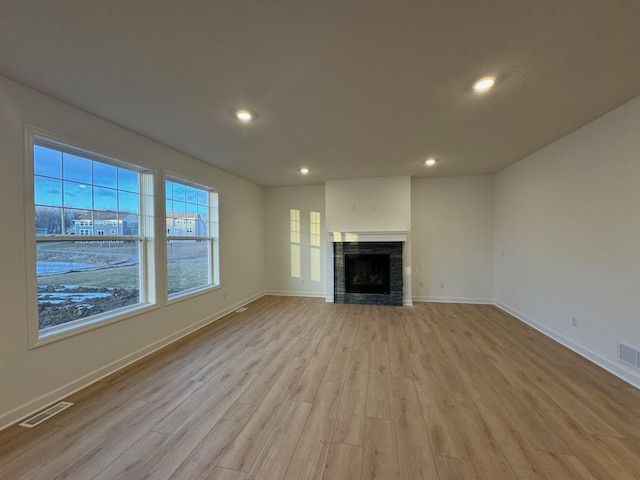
333, 241, 403, 306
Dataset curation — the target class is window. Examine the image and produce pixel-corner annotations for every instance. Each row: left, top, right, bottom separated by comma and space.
290, 209, 301, 278
30, 132, 153, 341
165, 176, 219, 298
310, 211, 321, 282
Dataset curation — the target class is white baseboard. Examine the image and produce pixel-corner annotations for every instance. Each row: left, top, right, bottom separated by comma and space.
264, 290, 326, 298
412, 296, 494, 304
0, 291, 265, 432
495, 301, 640, 391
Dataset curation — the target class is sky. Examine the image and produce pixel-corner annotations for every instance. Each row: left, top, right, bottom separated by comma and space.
34, 145, 211, 222
34, 145, 140, 214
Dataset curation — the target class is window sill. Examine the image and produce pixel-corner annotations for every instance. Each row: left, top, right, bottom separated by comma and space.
31, 302, 159, 349
166, 284, 221, 306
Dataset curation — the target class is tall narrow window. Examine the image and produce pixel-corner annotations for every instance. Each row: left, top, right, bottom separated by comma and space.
290, 208, 301, 278
310, 211, 321, 282
165, 176, 219, 298
31, 133, 153, 340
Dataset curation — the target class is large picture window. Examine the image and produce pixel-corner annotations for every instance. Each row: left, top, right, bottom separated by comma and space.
165, 176, 219, 298
30, 132, 153, 340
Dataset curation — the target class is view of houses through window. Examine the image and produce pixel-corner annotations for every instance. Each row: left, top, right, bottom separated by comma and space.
32, 136, 223, 339
33, 137, 151, 335
165, 177, 219, 297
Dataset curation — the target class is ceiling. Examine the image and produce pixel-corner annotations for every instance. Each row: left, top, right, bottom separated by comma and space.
2, 1, 640, 187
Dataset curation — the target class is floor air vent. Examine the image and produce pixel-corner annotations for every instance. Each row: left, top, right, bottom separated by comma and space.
235, 307, 248, 313
19, 402, 73, 428
619, 343, 640, 369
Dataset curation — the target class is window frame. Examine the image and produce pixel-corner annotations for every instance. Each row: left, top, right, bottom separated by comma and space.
25, 126, 157, 347
163, 172, 220, 302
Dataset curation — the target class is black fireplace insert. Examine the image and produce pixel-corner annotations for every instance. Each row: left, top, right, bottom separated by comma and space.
345, 254, 390, 294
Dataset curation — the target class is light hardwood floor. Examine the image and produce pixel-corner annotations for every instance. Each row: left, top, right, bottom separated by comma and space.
2, 296, 640, 479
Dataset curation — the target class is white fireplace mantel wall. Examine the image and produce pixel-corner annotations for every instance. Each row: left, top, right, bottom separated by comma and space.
329, 231, 407, 243
325, 176, 412, 305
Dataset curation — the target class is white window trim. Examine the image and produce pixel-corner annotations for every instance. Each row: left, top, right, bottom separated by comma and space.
25, 125, 156, 348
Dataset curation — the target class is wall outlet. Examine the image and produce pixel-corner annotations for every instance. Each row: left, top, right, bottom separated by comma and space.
419, 282, 424, 288
571, 316, 577, 327
301, 279, 305, 285
440, 283, 445, 289
223, 292, 227, 300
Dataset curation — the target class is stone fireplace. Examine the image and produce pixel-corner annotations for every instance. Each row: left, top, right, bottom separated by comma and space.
332, 234, 404, 306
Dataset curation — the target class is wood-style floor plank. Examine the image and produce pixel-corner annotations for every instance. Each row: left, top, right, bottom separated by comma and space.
365, 340, 393, 419
322, 443, 362, 480
390, 376, 439, 480
332, 347, 369, 445
361, 416, 399, 479
284, 382, 342, 480
2, 296, 640, 480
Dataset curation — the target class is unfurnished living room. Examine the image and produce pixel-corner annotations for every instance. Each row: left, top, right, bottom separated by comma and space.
1, 1, 640, 479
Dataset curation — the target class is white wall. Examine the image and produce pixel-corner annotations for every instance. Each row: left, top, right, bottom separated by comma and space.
264, 185, 326, 296
494, 95, 640, 388
0, 75, 265, 428
325, 176, 411, 233
412, 176, 494, 303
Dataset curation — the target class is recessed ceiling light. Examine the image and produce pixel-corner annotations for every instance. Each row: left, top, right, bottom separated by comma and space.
299, 167, 310, 175
236, 110, 252, 122
424, 158, 437, 167
472, 76, 496, 92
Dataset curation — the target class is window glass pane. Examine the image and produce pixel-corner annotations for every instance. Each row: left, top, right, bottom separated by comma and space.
93, 162, 118, 188
64, 181, 93, 210
35, 176, 62, 207
173, 200, 186, 214
37, 240, 140, 331
172, 183, 186, 202
94, 186, 118, 211
310, 211, 321, 247
167, 240, 210, 294
185, 185, 198, 203
186, 202, 198, 214
291, 244, 301, 278
197, 189, 208, 205
63, 153, 92, 184
195, 214, 208, 236
118, 191, 139, 214
197, 204, 209, 222
165, 180, 173, 199
119, 213, 139, 236
290, 208, 300, 244
65, 209, 92, 235
34, 145, 62, 178
118, 168, 139, 193
165, 199, 172, 215
35, 206, 64, 235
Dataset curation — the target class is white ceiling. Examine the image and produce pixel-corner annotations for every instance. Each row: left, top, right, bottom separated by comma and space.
2, 1, 640, 187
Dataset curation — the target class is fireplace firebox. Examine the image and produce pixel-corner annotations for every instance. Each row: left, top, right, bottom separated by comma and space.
345, 254, 390, 294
